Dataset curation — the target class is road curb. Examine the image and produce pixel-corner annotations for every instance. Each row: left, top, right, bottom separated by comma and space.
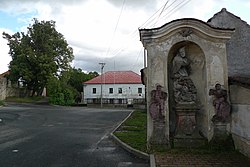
150, 154, 156, 167
109, 110, 150, 161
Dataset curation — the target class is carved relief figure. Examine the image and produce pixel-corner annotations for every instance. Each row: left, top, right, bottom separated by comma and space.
209, 83, 231, 122
149, 84, 167, 121
174, 78, 197, 103
172, 47, 197, 104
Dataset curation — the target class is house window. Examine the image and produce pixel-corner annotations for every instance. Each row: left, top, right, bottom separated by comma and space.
92, 88, 96, 94
118, 88, 122, 94
109, 88, 113, 94
138, 88, 142, 94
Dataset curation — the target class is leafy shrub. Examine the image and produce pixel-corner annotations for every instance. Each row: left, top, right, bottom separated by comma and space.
47, 76, 77, 106
0, 100, 4, 106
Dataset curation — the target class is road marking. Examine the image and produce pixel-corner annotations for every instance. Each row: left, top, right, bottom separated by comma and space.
0, 136, 33, 151
12, 149, 19, 153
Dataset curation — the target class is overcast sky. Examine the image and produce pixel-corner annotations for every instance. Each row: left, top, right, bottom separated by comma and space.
1, 0, 250, 74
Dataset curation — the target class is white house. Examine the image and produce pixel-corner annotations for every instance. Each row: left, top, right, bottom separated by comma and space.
83, 71, 145, 106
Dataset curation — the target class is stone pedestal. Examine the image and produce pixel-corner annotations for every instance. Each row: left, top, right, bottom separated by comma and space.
175, 104, 198, 137
213, 122, 230, 138
210, 122, 234, 151
173, 104, 205, 147
150, 120, 169, 146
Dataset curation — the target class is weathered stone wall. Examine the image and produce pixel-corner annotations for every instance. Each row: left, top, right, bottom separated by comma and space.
208, 8, 250, 77
230, 84, 250, 157
0, 77, 20, 100
0, 77, 7, 100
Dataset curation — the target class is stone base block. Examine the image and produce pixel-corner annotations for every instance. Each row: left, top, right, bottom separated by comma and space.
213, 122, 230, 140
149, 120, 169, 146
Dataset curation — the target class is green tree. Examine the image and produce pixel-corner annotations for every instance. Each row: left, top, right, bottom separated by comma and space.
46, 68, 99, 105
3, 18, 74, 96
47, 75, 76, 106
68, 68, 99, 93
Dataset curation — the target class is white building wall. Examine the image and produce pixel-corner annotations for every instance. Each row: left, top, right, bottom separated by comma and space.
83, 83, 145, 103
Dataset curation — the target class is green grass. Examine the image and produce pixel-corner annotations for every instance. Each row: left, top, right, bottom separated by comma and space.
5, 96, 45, 103
0, 100, 4, 106
113, 110, 147, 153
113, 109, 249, 159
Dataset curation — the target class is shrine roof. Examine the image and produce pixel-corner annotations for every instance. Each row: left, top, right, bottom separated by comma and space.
139, 17, 234, 32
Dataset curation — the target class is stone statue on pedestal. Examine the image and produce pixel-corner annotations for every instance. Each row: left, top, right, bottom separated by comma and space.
172, 47, 197, 104
209, 83, 231, 122
149, 84, 167, 121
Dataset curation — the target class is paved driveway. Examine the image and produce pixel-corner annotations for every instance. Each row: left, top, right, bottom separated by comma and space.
0, 103, 149, 167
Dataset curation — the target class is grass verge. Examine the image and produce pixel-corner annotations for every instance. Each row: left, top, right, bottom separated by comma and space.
5, 96, 45, 103
113, 109, 147, 153
112, 109, 250, 165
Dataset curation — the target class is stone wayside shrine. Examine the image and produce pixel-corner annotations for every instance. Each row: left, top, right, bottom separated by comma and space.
139, 18, 234, 148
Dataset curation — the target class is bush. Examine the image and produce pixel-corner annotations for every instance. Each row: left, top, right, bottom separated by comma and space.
49, 93, 65, 105
0, 100, 4, 106
47, 76, 77, 106
63, 88, 75, 105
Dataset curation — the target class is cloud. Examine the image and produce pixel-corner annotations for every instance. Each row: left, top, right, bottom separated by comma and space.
0, 0, 249, 75
0, 28, 13, 74
73, 49, 144, 74
0, 0, 148, 74
106, 0, 157, 10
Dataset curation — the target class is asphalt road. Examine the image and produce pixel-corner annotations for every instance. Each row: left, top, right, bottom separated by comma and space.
0, 103, 149, 167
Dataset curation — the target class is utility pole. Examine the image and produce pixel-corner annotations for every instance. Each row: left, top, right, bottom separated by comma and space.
99, 63, 105, 108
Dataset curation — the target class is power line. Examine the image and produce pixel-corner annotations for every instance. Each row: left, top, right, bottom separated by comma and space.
139, 0, 179, 29
160, 0, 192, 21
156, 0, 170, 22
104, 0, 126, 59
152, 0, 174, 27
103, 0, 193, 72
105, 1, 178, 59
131, 47, 143, 68
109, 0, 184, 59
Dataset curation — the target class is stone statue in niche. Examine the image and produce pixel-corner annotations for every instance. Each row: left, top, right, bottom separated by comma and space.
149, 84, 167, 121
172, 47, 197, 104
172, 47, 190, 78
209, 83, 231, 122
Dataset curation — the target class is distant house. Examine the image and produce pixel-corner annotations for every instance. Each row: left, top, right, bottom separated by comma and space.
83, 71, 145, 106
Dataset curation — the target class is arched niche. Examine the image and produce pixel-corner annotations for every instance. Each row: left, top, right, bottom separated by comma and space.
167, 41, 207, 138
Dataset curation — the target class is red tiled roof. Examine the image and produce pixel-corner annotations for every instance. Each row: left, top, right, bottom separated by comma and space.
84, 71, 142, 84
0, 71, 10, 78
